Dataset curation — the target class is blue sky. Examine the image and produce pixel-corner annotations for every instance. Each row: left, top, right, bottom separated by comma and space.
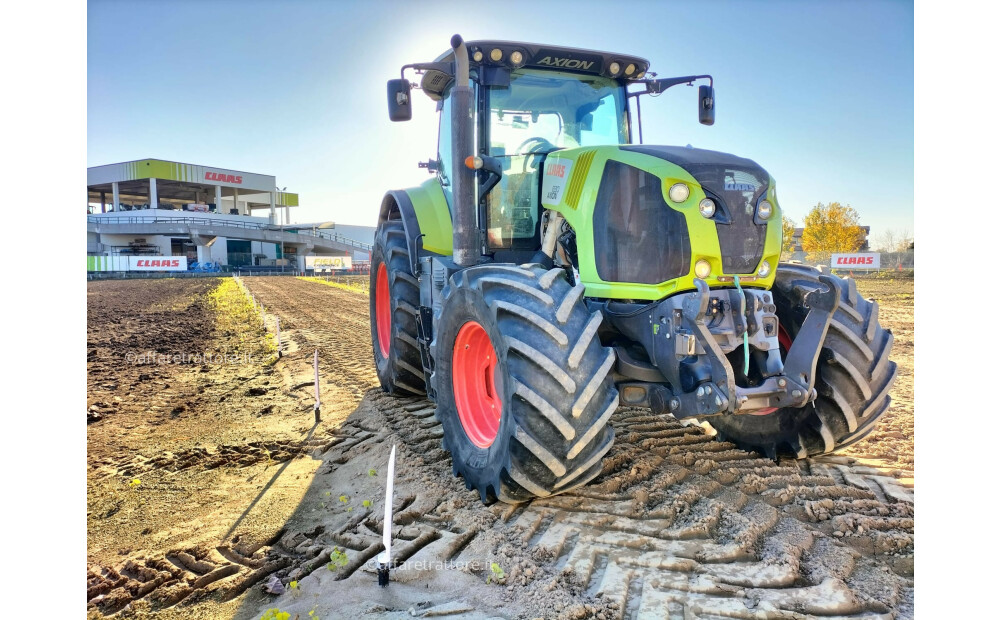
88, 0, 913, 241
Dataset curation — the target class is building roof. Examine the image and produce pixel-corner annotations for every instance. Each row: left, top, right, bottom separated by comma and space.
87, 158, 298, 206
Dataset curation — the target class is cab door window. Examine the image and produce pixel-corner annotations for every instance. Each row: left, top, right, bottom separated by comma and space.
437, 82, 477, 210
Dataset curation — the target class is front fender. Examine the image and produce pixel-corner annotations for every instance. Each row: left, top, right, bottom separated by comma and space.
378, 178, 453, 272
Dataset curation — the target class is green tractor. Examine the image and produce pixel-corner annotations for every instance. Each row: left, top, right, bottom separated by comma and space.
370, 36, 896, 504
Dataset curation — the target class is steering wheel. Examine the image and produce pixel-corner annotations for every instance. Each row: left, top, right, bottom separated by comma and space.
515, 136, 557, 156
514, 137, 557, 174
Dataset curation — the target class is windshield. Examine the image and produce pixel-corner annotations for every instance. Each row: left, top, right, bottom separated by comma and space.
481, 69, 627, 251
487, 69, 628, 156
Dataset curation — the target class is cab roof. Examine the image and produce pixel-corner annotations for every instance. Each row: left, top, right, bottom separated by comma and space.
421, 40, 650, 99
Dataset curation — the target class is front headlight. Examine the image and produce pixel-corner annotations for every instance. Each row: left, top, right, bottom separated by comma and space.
698, 198, 716, 218
758, 260, 771, 277
757, 199, 773, 220
695, 259, 712, 279
668, 183, 690, 203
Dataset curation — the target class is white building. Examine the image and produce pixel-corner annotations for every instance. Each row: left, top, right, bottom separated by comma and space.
87, 158, 369, 270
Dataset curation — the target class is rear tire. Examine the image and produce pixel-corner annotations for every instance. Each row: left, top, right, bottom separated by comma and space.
369, 219, 425, 395
707, 263, 897, 458
430, 264, 619, 504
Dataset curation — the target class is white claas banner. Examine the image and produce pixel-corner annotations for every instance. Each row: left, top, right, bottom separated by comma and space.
128, 256, 188, 271
306, 256, 352, 271
831, 253, 880, 270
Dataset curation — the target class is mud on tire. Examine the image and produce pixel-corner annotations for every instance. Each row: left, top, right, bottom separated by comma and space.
369, 218, 425, 395
707, 263, 898, 458
430, 264, 619, 504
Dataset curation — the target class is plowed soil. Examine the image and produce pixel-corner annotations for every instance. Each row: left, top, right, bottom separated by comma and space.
87, 276, 914, 620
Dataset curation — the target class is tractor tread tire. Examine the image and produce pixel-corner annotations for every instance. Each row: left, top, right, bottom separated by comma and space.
707, 263, 897, 459
430, 264, 619, 504
370, 219, 425, 395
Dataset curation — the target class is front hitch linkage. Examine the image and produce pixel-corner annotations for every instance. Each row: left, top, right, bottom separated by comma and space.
669, 276, 840, 417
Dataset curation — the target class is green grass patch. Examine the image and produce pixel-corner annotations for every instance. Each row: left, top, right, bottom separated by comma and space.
207, 278, 276, 361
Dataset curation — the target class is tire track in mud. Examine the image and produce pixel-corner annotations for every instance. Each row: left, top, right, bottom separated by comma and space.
87, 277, 382, 617
238, 394, 913, 619
88, 539, 289, 614
92, 437, 336, 480
503, 408, 913, 619
86, 399, 444, 617
87, 400, 913, 618
89, 278, 913, 618
243, 277, 376, 405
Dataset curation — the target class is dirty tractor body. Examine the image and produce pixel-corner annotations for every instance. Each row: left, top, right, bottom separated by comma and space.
370, 37, 896, 504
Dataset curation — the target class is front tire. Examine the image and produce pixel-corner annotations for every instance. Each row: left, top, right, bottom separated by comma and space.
707, 264, 897, 458
369, 219, 425, 395
430, 264, 619, 504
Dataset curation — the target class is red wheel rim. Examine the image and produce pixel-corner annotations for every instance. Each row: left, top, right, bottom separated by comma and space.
777, 323, 793, 353
452, 321, 502, 448
375, 263, 391, 358
752, 324, 794, 416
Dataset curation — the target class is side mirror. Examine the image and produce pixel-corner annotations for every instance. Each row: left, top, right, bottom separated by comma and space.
387, 79, 412, 122
699, 85, 715, 126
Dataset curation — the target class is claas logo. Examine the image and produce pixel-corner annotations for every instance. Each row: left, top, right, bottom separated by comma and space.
545, 163, 567, 178
835, 256, 874, 265
204, 171, 243, 184
136, 259, 181, 267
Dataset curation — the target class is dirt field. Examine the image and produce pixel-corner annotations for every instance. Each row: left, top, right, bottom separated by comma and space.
87, 275, 914, 619
840, 279, 914, 479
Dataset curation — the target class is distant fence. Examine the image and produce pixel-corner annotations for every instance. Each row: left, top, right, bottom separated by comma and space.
87, 215, 375, 252
87, 271, 225, 281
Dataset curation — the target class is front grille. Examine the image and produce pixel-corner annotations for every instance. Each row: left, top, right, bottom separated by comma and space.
592, 161, 691, 284
685, 164, 769, 274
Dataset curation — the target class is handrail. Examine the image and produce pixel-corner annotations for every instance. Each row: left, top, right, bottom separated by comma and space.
87, 215, 373, 250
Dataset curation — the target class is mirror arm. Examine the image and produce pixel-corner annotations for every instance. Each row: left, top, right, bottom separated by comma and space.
645, 74, 713, 94
400, 61, 454, 80
635, 93, 643, 144
477, 156, 503, 198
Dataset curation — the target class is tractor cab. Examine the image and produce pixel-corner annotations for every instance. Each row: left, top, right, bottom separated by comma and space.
389, 40, 711, 262
418, 42, 644, 260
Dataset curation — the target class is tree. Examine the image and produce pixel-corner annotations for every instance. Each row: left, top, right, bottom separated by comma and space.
874, 228, 913, 253
800, 202, 866, 253
781, 216, 797, 253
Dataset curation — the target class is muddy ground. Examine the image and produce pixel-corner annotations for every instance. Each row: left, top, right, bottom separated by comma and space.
87, 275, 914, 619
838, 279, 914, 480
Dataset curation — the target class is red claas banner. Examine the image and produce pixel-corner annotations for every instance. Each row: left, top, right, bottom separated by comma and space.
128, 256, 188, 271
831, 253, 880, 270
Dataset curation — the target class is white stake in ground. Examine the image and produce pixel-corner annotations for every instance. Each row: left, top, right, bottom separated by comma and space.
377, 444, 397, 587
275, 316, 281, 358
313, 349, 321, 424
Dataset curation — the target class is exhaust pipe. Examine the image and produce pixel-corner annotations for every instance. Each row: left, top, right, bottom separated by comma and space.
450, 34, 477, 267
